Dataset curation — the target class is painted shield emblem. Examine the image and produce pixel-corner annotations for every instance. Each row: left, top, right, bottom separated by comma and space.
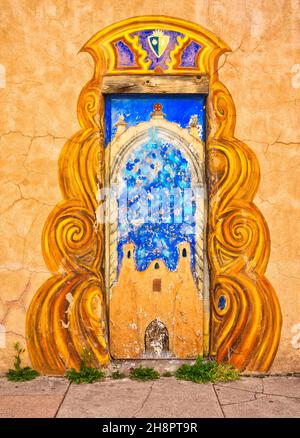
148, 30, 170, 58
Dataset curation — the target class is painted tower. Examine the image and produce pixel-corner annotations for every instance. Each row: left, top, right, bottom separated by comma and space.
110, 241, 203, 359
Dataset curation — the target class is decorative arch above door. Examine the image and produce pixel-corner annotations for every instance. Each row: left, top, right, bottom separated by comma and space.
26, 16, 282, 373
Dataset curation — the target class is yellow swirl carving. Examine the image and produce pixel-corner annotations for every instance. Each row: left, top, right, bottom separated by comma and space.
207, 79, 282, 370
42, 201, 102, 273
26, 273, 108, 373
166, 34, 189, 71
26, 16, 281, 373
126, 33, 151, 71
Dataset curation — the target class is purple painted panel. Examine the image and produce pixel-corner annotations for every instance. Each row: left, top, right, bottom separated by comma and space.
132, 30, 184, 70
180, 41, 202, 68
114, 40, 136, 67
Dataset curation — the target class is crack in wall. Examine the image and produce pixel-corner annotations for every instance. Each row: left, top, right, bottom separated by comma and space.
0, 131, 68, 141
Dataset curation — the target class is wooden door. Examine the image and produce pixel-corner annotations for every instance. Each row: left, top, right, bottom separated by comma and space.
104, 86, 207, 359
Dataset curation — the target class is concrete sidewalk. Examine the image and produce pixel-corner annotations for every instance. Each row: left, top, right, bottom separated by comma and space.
0, 376, 299, 418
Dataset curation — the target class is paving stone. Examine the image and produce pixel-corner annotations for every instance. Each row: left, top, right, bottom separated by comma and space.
0, 376, 299, 418
135, 378, 223, 418
0, 376, 69, 395
214, 385, 257, 405
216, 377, 263, 393
57, 379, 153, 418
263, 377, 300, 399
222, 394, 300, 418
0, 395, 63, 418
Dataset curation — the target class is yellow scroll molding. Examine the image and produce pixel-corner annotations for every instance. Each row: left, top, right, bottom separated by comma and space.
26, 16, 281, 373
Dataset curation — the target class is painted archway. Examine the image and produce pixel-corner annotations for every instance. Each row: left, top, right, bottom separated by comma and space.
26, 16, 282, 373
107, 115, 205, 295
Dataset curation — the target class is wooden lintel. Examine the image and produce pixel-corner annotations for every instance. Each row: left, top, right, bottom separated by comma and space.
102, 74, 209, 94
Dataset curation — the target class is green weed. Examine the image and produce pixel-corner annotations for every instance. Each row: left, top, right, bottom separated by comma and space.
130, 366, 160, 381
6, 342, 39, 382
111, 370, 126, 380
66, 348, 105, 384
175, 356, 239, 384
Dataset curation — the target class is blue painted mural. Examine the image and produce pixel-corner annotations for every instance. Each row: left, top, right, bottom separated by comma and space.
105, 94, 206, 145
117, 134, 196, 272
105, 95, 206, 274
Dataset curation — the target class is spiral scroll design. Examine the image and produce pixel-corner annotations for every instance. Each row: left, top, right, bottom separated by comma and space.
26, 117, 108, 373
26, 273, 108, 373
42, 201, 102, 273
207, 81, 282, 371
26, 17, 281, 374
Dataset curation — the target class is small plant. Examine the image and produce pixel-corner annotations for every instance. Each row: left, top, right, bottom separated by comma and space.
6, 342, 39, 382
130, 366, 160, 381
111, 370, 126, 380
66, 348, 105, 384
162, 371, 173, 377
175, 356, 239, 384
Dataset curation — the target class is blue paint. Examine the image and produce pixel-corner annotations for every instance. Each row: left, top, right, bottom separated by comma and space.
105, 94, 206, 146
117, 133, 196, 272
105, 94, 206, 274
218, 295, 227, 311
180, 41, 202, 67
114, 40, 136, 67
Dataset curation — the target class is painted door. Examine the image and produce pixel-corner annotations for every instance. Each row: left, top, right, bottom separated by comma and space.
104, 94, 207, 359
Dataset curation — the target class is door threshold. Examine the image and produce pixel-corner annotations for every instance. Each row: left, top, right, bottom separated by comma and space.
107, 358, 197, 374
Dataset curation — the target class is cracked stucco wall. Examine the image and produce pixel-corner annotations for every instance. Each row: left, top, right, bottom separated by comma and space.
0, 0, 299, 372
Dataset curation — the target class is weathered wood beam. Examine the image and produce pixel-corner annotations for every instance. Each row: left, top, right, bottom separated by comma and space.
102, 74, 209, 94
